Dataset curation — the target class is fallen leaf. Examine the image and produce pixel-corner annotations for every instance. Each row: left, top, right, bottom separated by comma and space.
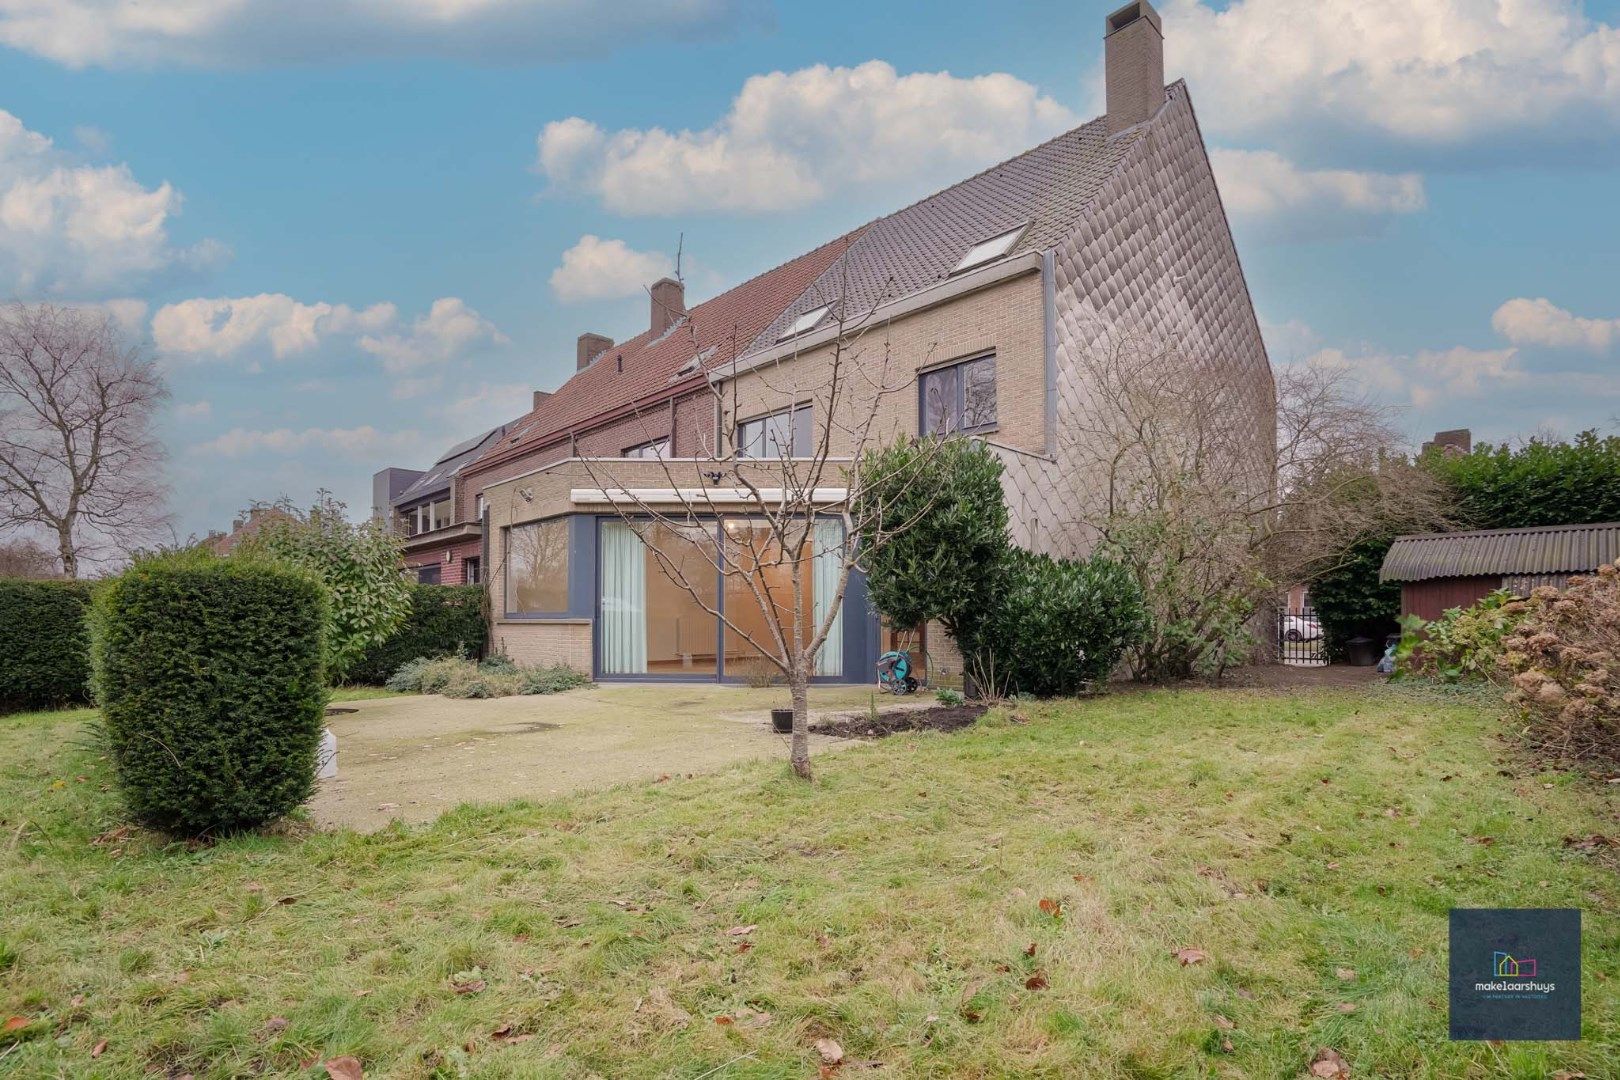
1336, 1002, 1357, 1014
3, 1016, 28, 1033
726, 925, 757, 937
264, 1016, 289, 1033
1071, 873, 1092, 884
91, 1039, 108, 1058
1471, 836, 1495, 846
1325, 861, 1341, 871
735, 941, 754, 955
1023, 942, 1037, 958
814, 1037, 844, 1065
1308, 1047, 1350, 1078
1038, 898, 1062, 919
1220, 1036, 1235, 1053
714, 1015, 733, 1026
1024, 970, 1049, 991
324, 1056, 364, 1080
1213, 1014, 1235, 1030
1334, 967, 1356, 982
69, 995, 85, 1008
1173, 948, 1208, 966
1551, 1071, 1588, 1079
1236, 988, 1257, 1001
736, 1009, 772, 1030
450, 976, 486, 995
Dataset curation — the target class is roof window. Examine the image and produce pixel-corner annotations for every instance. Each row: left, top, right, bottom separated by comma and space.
951, 223, 1029, 275
776, 303, 832, 342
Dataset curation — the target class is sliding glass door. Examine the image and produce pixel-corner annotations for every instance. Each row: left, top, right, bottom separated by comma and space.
597, 517, 844, 679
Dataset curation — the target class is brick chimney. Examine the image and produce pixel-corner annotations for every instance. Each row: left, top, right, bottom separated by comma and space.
1104, 1, 1165, 136
532, 390, 551, 410
1422, 428, 1472, 456
650, 277, 685, 336
577, 332, 613, 370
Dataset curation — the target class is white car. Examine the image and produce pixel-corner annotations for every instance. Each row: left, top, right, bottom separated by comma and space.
1281, 615, 1322, 642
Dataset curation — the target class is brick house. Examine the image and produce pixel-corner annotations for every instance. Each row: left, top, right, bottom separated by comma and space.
372, 424, 512, 585
401, 0, 1274, 682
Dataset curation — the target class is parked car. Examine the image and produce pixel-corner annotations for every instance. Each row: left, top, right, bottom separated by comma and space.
1281, 615, 1322, 642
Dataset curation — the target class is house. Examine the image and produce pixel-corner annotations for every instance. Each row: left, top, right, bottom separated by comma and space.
372, 424, 513, 584
1380, 521, 1620, 621
205, 505, 296, 555
437, 0, 1273, 682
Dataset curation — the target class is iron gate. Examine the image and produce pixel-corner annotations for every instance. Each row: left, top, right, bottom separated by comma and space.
1278, 605, 1327, 666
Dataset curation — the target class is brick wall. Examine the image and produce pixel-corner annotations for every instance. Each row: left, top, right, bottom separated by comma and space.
492, 620, 593, 670
403, 535, 483, 584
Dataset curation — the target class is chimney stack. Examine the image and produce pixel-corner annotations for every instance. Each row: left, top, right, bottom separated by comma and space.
532, 390, 552, 410
577, 332, 613, 370
1422, 428, 1472, 456
1104, 1, 1165, 136
650, 277, 685, 336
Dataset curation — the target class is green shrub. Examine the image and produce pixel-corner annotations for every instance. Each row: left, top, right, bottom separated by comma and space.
1394, 590, 1526, 683
386, 654, 589, 699
0, 579, 94, 711
958, 549, 1148, 698
934, 687, 965, 707
1311, 534, 1403, 661
1429, 430, 1620, 530
89, 551, 328, 835
347, 584, 487, 684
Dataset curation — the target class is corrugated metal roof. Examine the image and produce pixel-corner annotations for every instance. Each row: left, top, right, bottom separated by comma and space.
1380, 522, 1620, 582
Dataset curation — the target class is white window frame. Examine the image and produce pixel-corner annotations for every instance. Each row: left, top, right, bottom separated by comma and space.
951, 223, 1029, 275
736, 403, 813, 459
776, 304, 832, 342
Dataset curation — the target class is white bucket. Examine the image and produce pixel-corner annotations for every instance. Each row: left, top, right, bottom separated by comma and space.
317, 728, 338, 780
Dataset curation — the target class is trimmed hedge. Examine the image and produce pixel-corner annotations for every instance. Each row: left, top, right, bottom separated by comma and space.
90, 553, 329, 835
0, 579, 94, 711
347, 584, 487, 684
958, 549, 1149, 697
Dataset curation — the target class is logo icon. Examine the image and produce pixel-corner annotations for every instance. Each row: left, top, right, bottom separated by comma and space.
1493, 951, 1537, 979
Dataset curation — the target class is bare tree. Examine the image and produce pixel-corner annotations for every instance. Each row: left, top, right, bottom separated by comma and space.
0, 303, 169, 577
0, 537, 59, 578
575, 289, 950, 780
1060, 325, 1448, 679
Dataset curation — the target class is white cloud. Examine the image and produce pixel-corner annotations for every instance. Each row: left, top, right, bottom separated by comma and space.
1166, 0, 1620, 152
173, 399, 211, 418
549, 234, 674, 302
357, 297, 506, 374
1209, 148, 1424, 234
1295, 340, 1523, 410
0, 109, 222, 296
192, 425, 420, 459
1491, 297, 1620, 352
151, 293, 395, 359
0, 0, 766, 69
536, 60, 1076, 215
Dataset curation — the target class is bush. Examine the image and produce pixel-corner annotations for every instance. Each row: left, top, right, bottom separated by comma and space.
0, 579, 94, 711
1499, 562, 1620, 766
385, 654, 589, 699
1310, 534, 1403, 661
348, 584, 487, 684
89, 552, 328, 835
958, 549, 1148, 698
1430, 430, 1620, 530
1393, 590, 1525, 682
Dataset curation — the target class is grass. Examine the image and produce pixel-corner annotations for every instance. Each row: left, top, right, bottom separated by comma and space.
1, 684, 1616, 1078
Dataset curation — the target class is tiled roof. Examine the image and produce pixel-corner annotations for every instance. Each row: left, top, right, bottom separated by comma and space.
472, 230, 859, 473
749, 106, 1147, 351
393, 424, 509, 507
1380, 522, 1620, 582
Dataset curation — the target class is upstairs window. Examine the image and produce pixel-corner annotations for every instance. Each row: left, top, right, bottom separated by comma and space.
737, 404, 812, 459
776, 304, 832, 342
951, 224, 1028, 275
624, 437, 670, 460
920, 354, 997, 436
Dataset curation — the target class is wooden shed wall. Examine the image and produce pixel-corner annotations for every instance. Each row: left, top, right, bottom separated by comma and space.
1399, 576, 1502, 623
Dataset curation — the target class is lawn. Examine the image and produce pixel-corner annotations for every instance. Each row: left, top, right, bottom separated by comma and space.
2, 684, 1617, 1078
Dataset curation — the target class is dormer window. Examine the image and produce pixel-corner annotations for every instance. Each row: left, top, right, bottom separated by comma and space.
776, 304, 832, 342
951, 223, 1028, 275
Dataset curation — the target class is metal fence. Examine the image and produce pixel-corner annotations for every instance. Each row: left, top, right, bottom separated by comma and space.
1278, 606, 1327, 666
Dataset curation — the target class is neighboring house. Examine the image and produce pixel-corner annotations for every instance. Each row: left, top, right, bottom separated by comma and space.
204, 506, 295, 555
372, 425, 513, 585
447, 0, 1272, 682
1381, 521, 1620, 621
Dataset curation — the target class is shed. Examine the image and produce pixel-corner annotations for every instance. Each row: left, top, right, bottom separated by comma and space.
1379, 522, 1620, 621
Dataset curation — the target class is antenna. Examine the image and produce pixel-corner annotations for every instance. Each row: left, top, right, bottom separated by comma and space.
675, 232, 684, 283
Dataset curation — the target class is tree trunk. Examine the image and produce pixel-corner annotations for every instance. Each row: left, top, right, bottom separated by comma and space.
789, 665, 812, 781
57, 524, 77, 579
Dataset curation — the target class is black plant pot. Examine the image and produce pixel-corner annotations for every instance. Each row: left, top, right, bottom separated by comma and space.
771, 708, 794, 734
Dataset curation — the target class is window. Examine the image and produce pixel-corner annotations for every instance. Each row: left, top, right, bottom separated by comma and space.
416, 564, 441, 585
506, 518, 570, 614
464, 557, 481, 585
623, 437, 670, 460
736, 404, 812, 459
952, 224, 1027, 275
776, 304, 831, 342
475, 493, 485, 520
920, 354, 997, 435
431, 499, 451, 530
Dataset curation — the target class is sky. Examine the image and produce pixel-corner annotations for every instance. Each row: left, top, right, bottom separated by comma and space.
2, 0, 1618, 542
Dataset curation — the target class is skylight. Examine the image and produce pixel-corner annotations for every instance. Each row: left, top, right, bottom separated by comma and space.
951, 223, 1028, 275
776, 304, 832, 342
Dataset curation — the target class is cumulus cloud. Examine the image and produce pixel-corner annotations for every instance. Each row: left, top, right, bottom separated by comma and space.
192, 424, 420, 459
357, 297, 506, 373
151, 293, 504, 373
1165, 0, 1620, 153
536, 60, 1076, 215
549, 234, 674, 302
1294, 340, 1523, 410
1209, 148, 1424, 236
1491, 297, 1620, 352
0, 109, 222, 296
0, 0, 766, 69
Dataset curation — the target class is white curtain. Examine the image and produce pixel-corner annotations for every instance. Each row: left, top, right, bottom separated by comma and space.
600, 522, 647, 674
813, 519, 844, 677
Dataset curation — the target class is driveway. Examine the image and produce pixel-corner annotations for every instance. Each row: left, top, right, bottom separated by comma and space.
310, 683, 888, 831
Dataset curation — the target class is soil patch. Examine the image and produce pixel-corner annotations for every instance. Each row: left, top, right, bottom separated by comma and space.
811, 704, 988, 739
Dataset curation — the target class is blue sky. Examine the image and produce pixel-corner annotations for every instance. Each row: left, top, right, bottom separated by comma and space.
2, 0, 1618, 541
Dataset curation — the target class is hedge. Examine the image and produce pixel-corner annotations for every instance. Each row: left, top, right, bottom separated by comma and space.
346, 583, 487, 684
0, 579, 94, 711
90, 552, 329, 835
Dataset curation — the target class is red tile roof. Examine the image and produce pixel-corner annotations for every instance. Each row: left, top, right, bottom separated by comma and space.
468, 230, 860, 477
